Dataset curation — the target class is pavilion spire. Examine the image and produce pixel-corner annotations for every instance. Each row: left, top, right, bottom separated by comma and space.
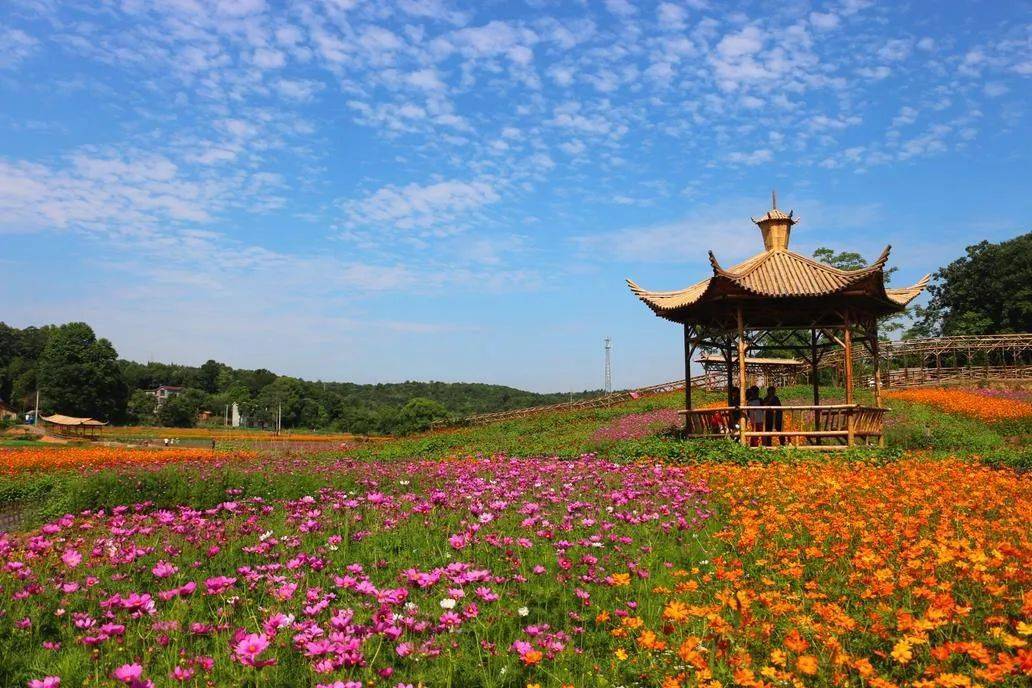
751, 192, 797, 251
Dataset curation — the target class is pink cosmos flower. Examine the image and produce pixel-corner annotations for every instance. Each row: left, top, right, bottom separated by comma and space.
112, 664, 143, 683
151, 561, 177, 578
233, 632, 276, 667
60, 550, 81, 568
170, 666, 194, 682
28, 678, 61, 688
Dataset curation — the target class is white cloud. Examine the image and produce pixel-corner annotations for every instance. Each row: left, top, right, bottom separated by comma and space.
891, 106, 918, 128
604, 0, 638, 18
809, 12, 840, 31
658, 3, 688, 30
340, 178, 500, 235
274, 78, 324, 102
716, 26, 764, 59
727, 148, 773, 165
0, 26, 38, 68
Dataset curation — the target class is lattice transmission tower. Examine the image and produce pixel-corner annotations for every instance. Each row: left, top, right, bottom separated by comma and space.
603, 337, 613, 394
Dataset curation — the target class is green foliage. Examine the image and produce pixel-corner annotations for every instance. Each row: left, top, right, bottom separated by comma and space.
36, 322, 128, 421
126, 389, 158, 423
1, 321, 602, 435
395, 397, 450, 434
909, 231, 1032, 337
881, 397, 1008, 452
156, 393, 200, 427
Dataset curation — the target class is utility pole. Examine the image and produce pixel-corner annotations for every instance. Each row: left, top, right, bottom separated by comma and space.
603, 337, 613, 394
34, 389, 40, 425
277, 403, 282, 435
224, 404, 229, 427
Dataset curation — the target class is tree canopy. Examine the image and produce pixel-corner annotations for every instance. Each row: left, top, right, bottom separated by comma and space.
36, 323, 128, 421
908, 232, 1032, 337
0, 321, 599, 433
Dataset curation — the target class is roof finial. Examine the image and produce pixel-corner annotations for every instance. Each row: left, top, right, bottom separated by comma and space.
771, 189, 777, 210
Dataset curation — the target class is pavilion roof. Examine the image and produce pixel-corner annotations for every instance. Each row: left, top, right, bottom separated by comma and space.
627, 199, 929, 328
42, 414, 108, 427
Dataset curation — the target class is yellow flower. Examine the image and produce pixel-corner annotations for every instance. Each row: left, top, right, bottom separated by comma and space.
891, 639, 913, 664
614, 648, 628, 661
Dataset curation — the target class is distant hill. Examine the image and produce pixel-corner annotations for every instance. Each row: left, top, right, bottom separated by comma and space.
0, 321, 601, 434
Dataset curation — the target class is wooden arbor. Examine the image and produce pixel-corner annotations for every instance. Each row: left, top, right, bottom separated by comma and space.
627, 196, 929, 448
41, 414, 108, 440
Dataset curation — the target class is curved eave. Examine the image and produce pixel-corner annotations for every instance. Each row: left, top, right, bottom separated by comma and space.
885, 274, 931, 306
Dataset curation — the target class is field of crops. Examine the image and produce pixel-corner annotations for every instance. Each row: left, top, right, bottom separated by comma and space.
0, 385, 1029, 688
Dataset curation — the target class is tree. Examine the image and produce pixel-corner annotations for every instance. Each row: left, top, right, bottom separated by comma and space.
813, 247, 903, 333
127, 389, 158, 424
36, 323, 128, 420
395, 397, 449, 434
908, 232, 1032, 337
157, 394, 199, 427
197, 359, 224, 393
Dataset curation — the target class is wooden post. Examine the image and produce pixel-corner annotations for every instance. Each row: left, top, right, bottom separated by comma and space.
683, 325, 692, 429
724, 342, 734, 406
737, 305, 748, 446
871, 320, 884, 447
843, 311, 855, 447
810, 328, 820, 439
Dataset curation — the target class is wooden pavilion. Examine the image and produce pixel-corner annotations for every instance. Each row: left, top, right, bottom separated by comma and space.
627, 195, 928, 447
41, 414, 108, 440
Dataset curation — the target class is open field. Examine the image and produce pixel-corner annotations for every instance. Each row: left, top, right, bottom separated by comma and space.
0, 385, 1029, 688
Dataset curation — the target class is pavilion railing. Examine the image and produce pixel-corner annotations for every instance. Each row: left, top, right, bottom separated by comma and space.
678, 404, 887, 447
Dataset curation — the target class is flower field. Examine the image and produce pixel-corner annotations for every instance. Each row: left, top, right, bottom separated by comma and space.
0, 447, 256, 476
0, 444, 1029, 688
884, 388, 1032, 422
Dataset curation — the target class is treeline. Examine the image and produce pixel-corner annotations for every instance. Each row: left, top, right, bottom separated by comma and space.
0, 323, 599, 434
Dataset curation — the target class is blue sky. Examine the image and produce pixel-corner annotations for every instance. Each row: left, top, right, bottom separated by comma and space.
1, 0, 1029, 392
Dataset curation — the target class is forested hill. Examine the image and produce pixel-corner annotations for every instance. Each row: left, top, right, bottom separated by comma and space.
0, 322, 599, 434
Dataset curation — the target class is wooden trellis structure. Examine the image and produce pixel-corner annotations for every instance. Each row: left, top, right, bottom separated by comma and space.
627, 194, 929, 448
696, 353, 805, 388
821, 333, 1032, 388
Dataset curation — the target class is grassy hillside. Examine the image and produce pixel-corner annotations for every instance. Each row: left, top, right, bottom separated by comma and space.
350, 384, 1031, 464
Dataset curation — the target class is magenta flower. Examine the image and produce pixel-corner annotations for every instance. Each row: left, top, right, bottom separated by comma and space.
233, 632, 275, 667
60, 550, 81, 568
112, 663, 143, 683
28, 678, 60, 688
151, 561, 177, 578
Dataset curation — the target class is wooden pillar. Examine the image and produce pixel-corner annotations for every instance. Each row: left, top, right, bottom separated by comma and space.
683, 325, 693, 429
871, 320, 885, 447
737, 305, 748, 446
724, 342, 734, 406
871, 322, 882, 407
843, 311, 855, 446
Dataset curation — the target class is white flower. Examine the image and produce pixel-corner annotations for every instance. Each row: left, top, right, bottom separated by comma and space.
517, 606, 529, 617
439, 598, 457, 610
259, 530, 274, 541
399, 480, 410, 486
